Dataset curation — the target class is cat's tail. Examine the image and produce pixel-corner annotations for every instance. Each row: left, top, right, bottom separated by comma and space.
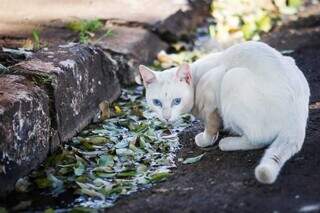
254, 125, 306, 184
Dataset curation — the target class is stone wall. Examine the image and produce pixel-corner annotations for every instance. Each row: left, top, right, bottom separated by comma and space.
0, 75, 50, 195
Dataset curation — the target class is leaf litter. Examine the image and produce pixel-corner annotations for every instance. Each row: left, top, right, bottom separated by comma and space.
20, 86, 194, 210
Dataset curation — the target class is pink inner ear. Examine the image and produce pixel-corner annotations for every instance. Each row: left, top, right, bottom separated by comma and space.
175, 63, 192, 84
185, 71, 192, 84
139, 65, 156, 85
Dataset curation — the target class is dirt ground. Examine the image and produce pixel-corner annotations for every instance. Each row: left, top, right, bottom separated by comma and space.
106, 28, 320, 213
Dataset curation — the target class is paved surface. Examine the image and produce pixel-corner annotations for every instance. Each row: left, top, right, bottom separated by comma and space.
0, 0, 187, 34
106, 13, 320, 213
0, 0, 209, 37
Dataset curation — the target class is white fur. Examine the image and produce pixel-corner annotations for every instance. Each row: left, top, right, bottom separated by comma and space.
140, 41, 310, 184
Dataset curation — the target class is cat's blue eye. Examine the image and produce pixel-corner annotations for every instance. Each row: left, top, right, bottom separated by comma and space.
152, 99, 162, 107
172, 98, 182, 106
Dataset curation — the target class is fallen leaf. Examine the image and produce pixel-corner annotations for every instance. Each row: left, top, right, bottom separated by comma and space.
182, 153, 205, 164
150, 171, 171, 182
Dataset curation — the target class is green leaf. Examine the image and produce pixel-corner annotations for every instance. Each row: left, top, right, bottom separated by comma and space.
66, 19, 103, 43
79, 140, 94, 150
288, 0, 302, 8
256, 13, 272, 32
70, 207, 98, 213
241, 22, 257, 40
15, 177, 31, 192
32, 29, 40, 50
67, 19, 103, 33
116, 148, 134, 156
93, 178, 113, 188
104, 29, 113, 37
114, 140, 129, 149
47, 174, 64, 193
66, 21, 85, 32
85, 136, 108, 145
85, 19, 103, 32
93, 166, 113, 173
182, 153, 205, 164
80, 188, 105, 200
150, 171, 171, 182
44, 208, 55, 213
74, 161, 86, 176
35, 177, 51, 189
0, 207, 8, 213
116, 170, 137, 178
76, 181, 104, 198
109, 185, 123, 195
138, 136, 147, 148
97, 154, 114, 167
58, 166, 72, 175
136, 164, 148, 173
134, 123, 148, 133
0, 63, 8, 73
95, 172, 116, 178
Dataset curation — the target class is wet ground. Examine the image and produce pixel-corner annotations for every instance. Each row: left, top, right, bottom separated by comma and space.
106, 34, 320, 213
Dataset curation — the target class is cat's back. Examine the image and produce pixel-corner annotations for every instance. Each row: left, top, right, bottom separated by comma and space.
221, 41, 309, 107
221, 41, 283, 70
222, 41, 308, 92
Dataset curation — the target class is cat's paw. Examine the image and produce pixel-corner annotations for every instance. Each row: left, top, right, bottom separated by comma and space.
195, 132, 217, 148
219, 137, 236, 151
219, 136, 266, 151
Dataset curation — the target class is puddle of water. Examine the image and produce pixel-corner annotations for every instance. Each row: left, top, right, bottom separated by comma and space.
0, 86, 194, 212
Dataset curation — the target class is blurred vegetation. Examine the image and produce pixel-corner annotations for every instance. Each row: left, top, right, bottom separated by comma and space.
210, 0, 303, 42
20, 29, 41, 50
66, 19, 112, 43
67, 19, 103, 43
31, 29, 41, 50
153, 0, 308, 70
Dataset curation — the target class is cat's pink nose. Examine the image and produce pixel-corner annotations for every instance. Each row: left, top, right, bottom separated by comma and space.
163, 115, 170, 122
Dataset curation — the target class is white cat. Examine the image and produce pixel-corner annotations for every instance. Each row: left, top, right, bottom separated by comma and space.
139, 41, 310, 184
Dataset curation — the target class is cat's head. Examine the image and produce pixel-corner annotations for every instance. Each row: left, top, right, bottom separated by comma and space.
139, 63, 194, 123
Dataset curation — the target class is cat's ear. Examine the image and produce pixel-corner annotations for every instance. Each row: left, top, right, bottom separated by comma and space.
139, 65, 156, 86
176, 63, 192, 85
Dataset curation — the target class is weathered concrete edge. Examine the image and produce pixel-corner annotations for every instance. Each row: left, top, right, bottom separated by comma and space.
0, 75, 51, 196
0, 44, 122, 196
11, 44, 122, 145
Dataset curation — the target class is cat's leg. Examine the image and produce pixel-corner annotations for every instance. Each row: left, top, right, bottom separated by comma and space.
219, 136, 267, 151
195, 110, 221, 147
195, 131, 219, 148
219, 67, 272, 151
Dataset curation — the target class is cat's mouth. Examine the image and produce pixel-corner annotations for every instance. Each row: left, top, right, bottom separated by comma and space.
161, 119, 172, 124
157, 116, 174, 125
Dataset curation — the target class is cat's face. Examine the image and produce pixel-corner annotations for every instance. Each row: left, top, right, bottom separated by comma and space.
139, 64, 194, 123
